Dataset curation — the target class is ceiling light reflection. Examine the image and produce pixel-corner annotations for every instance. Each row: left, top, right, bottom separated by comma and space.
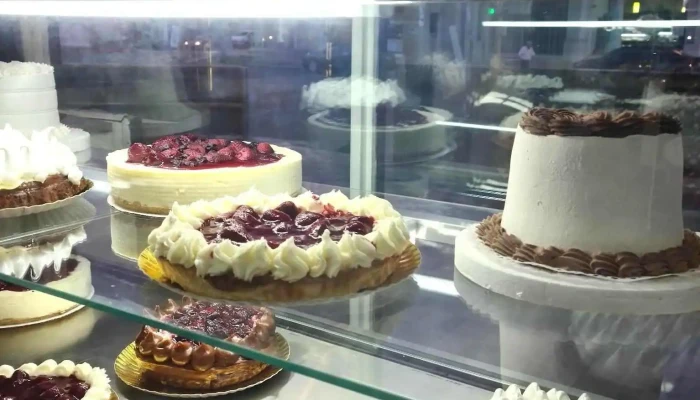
436, 121, 517, 132
484, 20, 700, 28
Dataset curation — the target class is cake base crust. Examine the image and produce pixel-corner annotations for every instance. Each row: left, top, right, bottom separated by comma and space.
478, 214, 700, 278
112, 196, 170, 215
0, 176, 90, 209
144, 244, 420, 302
0, 302, 82, 327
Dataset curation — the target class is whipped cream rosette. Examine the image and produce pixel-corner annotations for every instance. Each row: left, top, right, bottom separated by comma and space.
143, 189, 418, 302
492, 383, 590, 400
0, 359, 113, 400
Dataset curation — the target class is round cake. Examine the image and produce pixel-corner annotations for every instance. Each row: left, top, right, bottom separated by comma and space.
106, 134, 302, 214
0, 61, 91, 153
110, 212, 163, 261
472, 108, 698, 278
135, 298, 275, 389
0, 125, 90, 209
0, 359, 112, 400
0, 228, 92, 326
145, 189, 416, 302
302, 77, 452, 161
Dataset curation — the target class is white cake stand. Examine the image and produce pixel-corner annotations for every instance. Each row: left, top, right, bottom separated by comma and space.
455, 224, 700, 315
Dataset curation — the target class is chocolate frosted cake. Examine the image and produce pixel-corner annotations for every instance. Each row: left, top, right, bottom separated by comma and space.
475, 108, 699, 278
135, 298, 275, 389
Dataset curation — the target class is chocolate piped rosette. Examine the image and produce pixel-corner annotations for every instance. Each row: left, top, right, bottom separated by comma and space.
134, 298, 275, 389
0, 125, 91, 210
142, 189, 417, 302
0, 359, 113, 400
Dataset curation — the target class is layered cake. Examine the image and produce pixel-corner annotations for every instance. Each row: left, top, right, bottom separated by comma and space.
107, 134, 302, 214
0, 228, 92, 325
0, 61, 91, 153
145, 189, 416, 301
0, 125, 90, 209
0, 360, 112, 400
476, 108, 699, 278
135, 298, 275, 389
303, 77, 452, 160
491, 383, 589, 400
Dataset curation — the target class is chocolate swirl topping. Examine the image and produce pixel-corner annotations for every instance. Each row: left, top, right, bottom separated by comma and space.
477, 214, 700, 278
520, 108, 682, 138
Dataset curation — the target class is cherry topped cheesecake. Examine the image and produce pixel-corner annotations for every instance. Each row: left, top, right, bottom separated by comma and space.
135, 298, 275, 389
145, 189, 418, 302
0, 360, 112, 400
106, 135, 302, 214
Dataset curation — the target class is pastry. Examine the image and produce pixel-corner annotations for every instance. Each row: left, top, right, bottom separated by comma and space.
491, 382, 590, 400
472, 109, 700, 278
302, 77, 452, 160
106, 134, 302, 214
0, 359, 112, 400
0, 228, 92, 325
135, 298, 275, 389
0, 61, 90, 153
0, 125, 90, 209
146, 189, 416, 301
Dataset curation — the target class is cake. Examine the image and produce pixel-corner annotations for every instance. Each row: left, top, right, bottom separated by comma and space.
145, 189, 416, 301
0, 61, 91, 153
491, 383, 589, 400
0, 125, 90, 209
110, 212, 163, 261
0, 228, 92, 325
476, 108, 700, 278
302, 77, 452, 160
135, 298, 275, 389
106, 134, 302, 214
0, 359, 112, 400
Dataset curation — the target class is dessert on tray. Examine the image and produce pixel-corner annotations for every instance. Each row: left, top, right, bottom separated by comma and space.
135, 298, 275, 389
474, 108, 699, 278
0, 228, 92, 326
0, 359, 112, 400
0, 61, 90, 153
144, 189, 417, 301
0, 125, 90, 209
107, 134, 302, 214
491, 382, 589, 400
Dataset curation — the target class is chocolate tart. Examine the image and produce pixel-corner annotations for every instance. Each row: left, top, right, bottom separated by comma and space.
135, 298, 275, 389
0, 175, 91, 209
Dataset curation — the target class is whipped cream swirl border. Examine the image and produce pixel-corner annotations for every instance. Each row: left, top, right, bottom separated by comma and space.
0, 360, 112, 400
491, 383, 590, 400
147, 189, 411, 282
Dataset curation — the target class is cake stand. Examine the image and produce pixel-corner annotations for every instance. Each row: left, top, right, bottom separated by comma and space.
454, 224, 700, 315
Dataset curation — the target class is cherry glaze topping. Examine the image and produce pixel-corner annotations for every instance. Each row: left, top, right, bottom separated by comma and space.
0, 370, 89, 400
162, 302, 263, 341
198, 202, 375, 249
126, 134, 282, 169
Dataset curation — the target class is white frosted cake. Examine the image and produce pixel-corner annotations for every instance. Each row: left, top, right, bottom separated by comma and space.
0, 61, 90, 153
475, 108, 699, 278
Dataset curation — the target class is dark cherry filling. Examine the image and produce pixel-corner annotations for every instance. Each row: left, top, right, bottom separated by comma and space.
126, 134, 282, 169
322, 104, 429, 127
0, 258, 78, 293
0, 370, 89, 400
162, 302, 263, 342
198, 202, 375, 249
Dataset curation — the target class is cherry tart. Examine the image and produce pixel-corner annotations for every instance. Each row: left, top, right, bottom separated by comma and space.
135, 298, 275, 389
0, 360, 112, 400
145, 189, 418, 302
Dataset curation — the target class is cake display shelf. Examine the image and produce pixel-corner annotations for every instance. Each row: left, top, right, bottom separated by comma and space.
455, 225, 700, 315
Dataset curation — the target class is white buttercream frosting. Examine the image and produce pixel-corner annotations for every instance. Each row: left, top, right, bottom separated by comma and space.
0, 61, 53, 77
148, 189, 411, 282
301, 77, 406, 112
491, 383, 590, 400
0, 227, 86, 279
0, 124, 83, 190
0, 360, 111, 400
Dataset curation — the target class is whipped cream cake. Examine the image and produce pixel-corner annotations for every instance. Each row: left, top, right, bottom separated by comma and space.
107, 134, 302, 214
0, 228, 92, 325
475, 108, 700, 278
491, 383, 589, 400
146, 189, 415, 301
135, 298, 275, 389
0, 125, 90, 209
0, 360, 112, 400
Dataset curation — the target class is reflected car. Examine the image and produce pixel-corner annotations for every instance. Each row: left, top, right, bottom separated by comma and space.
573, 46, 700, 73
302, 44, 397, 76
231, 31, 253, 49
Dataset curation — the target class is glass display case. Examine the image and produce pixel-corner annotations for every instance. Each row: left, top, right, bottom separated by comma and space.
0, 1, 699, 399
